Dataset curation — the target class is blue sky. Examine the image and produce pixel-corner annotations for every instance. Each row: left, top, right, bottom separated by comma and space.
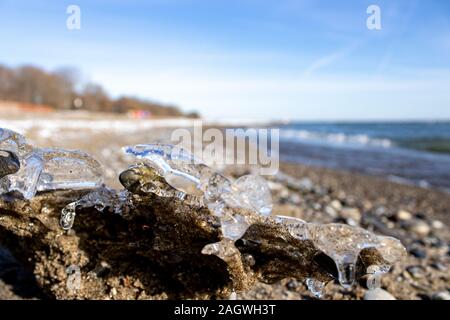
0, 0, 449, 120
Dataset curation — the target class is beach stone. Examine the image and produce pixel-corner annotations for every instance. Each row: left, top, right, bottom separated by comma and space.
425, 236, 443, 248
340, 207, 361, 223
396, 210, 412, 221
409, 247, 427, 259
406, 266, 425, 279
330, 200, 342, 211
298, 178, 313, 191
290, 193, 301, 204
431, 262, 447, 272
432, 291, 450, 300
364, 288, 396, 300
431, 220, 444, 230
374, 206, 387, 216
410, 221, 431, 237
286, 279, 300, 290
325, 206, 337, 218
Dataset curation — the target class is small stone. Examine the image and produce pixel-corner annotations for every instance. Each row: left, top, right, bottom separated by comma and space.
431, 291, 450, 300
425, 236, 443, 248
340, 207, 361, 223
431, 262, 447, 272
406, 266, 425, 278
374, 206, 387, 216
431, 220, 444, 230
364, 288, 396, 300
286, 279, 299, 290
330, 200, 342, 211
409, 247, 427, 259
396, 210, 412, 221
325, 206, 337, 218
298, 178, 313, 191
290, 193, 301, 204
410, 221, 431, 237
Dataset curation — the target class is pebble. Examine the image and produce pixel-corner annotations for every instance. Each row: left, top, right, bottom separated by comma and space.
286, 279, 299, 290
431, 262, 447, 272
410, 221, 431, 237
267, 181, 283, 190
290, 193, 301, 204
406, 266, 425, 278
325, 206, 337, 218
396, 210, 412, 221
330, 200, 342, 211
364, 288, 396, 300
341, 207, 361, 223
431, 291, 450, 300
425, 236, 443, 248
279, 189, 289, 199
431, 220, 444, 230
298, 178, 313, 191
409, 247, 427, 259
374, 206, 387, 216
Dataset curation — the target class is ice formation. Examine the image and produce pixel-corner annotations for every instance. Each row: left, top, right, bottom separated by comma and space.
123, 144, 273, 241
122, 143, 406, 296
274, 215, 405, 291
61, 188, 130, 230
0, 128, 103, 199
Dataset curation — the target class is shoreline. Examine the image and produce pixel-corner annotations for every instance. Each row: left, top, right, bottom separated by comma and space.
280, 161, 450, 226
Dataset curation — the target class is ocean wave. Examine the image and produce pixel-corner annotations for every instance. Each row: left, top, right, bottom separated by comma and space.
279, 129, 394, 148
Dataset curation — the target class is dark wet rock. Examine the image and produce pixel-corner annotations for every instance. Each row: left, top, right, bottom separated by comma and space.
409, 247, 427, 259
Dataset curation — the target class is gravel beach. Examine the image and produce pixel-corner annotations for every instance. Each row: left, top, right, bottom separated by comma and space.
0, 120, 449, 300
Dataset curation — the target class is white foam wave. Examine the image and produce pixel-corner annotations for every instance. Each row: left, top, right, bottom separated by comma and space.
280, 129, 393, 148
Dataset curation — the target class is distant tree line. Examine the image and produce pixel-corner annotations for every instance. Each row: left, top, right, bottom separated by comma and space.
0, 64, 199, 117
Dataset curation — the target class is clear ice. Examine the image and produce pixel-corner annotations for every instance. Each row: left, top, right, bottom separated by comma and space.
274, 216, 406, 289
36, 148, 103, 192
0, 128, 104, 199
60, 188, 130, 230
123, 143, 273, 241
